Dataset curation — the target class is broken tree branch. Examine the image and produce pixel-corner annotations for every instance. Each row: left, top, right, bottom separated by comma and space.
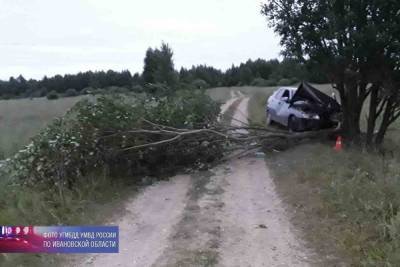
105, 119, 340, 155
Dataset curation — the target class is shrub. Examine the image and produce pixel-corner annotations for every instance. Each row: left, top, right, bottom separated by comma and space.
264, 79, 278, 86
92, 88, 106, 95
251, 78, 277, 87
131, 85, 144, 93
30, 88, 46, 98
251, 78, 267, 87
1, 94, 12, 100
277, 78, 292, 86
106, 86, 130, 94
192, 79, 209, 89
46, 90, 59, 100
64, 88, 78, 97
7, 91, 222, 190
81, 87, 95, 95
289, 77, 300, 85
144, 83, 170, 95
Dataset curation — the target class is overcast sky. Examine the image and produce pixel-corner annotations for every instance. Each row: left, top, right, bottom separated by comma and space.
0, 0, 281, 80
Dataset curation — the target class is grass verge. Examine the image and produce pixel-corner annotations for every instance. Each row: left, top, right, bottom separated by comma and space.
247, 92, 271, 127
268, 144, 400, 266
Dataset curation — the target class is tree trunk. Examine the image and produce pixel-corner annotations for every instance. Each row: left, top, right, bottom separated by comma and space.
340, 82, 362, 143
375, 100, 393, 146
366, 84, 379, 146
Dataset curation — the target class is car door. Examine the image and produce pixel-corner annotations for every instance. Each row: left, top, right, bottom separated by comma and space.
267, 89, 282, 121
274, 89, 291, 125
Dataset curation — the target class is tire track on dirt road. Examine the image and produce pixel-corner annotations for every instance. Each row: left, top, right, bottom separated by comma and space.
67, 176, 191, 267
72, 94, 316, 267
218, 157, 313, 266
219, 96, 314, 266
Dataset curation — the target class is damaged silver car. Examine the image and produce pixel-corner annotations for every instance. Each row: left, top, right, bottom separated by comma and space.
266, 82, 341, 132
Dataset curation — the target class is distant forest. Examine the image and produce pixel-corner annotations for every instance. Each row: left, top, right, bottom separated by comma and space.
0, 43, 329, 99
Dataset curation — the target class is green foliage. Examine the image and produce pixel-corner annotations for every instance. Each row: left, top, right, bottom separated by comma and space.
64, 88, 78, 97
269, 143, 400, 266
81, 87, 95, 95
143, 42, 178, 87
92, 88, 106, 95
191, 79, 209, 89
0, 90, 221, 267
46, 90, 59, 100
323, 155, 400, 266
144, 83, 170, 96
106, 86, 130, 94
6, 91, 221, 189
32, 88, 47, 98
0, 70, 136, 99
147, 90, 220, 128
277, 78, 292, 86
179, 65, 223, 88
251, 78, 270, 87
131, 85, 144, 93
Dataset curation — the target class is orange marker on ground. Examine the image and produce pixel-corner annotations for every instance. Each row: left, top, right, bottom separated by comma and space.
334, 136, 343, 151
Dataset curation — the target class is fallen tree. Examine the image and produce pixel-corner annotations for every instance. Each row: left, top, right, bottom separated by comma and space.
104, 118, 340, 159
4, 92, 339, 205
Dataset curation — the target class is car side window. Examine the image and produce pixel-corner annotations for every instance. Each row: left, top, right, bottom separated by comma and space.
282, 90, 290, 99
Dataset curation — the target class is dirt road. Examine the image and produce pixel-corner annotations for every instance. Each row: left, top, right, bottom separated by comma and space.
71, 95, 315, 267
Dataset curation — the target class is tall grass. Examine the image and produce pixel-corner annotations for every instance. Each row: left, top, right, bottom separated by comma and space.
0, 170, 137, 266
267, 144, 400, 266
247, 92, 272, 127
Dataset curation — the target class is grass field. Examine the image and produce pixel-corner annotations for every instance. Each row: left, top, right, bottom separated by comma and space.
0, 96, 87, 158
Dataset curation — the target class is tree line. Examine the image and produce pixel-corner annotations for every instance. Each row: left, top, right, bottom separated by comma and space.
0, 42, 328, 99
